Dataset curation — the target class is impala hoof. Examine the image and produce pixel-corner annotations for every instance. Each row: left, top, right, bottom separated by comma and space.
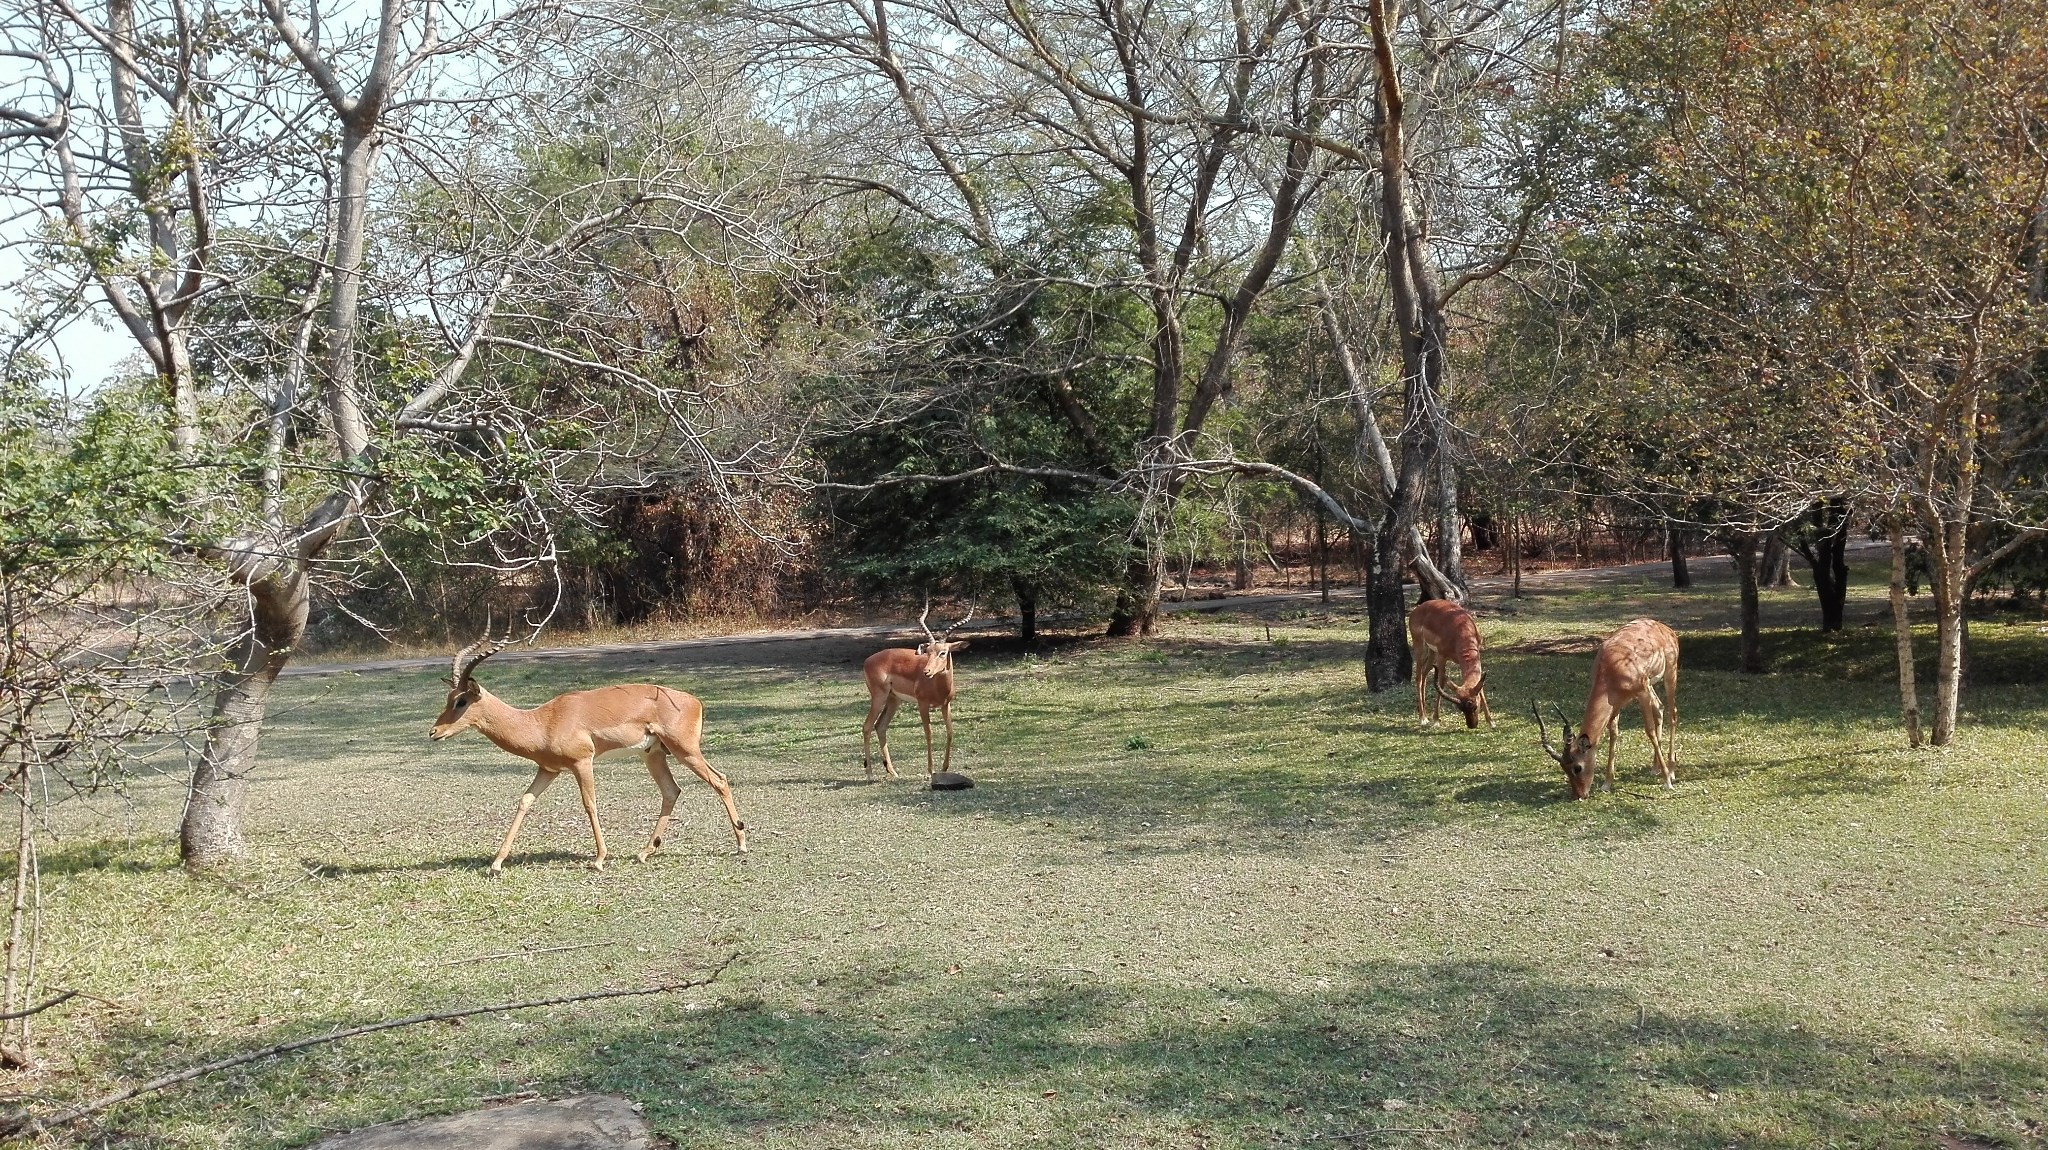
485, 866, 504, 879
588, 859, 607, 872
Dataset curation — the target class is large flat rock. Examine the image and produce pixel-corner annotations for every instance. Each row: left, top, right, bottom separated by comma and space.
310, 1094, 655, 1150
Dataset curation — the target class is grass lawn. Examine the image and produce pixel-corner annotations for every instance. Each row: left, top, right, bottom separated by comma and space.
17, 563, 2048, 1148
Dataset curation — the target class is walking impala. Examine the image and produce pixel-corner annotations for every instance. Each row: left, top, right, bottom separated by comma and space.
429, 633, 747, 874
1408, 599, 1493, 728
1534, 618, 1680, 798
861, 601, 974, 780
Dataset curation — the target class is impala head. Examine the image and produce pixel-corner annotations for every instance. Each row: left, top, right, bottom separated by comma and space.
914, 596, 977, 678
1440, 671, 1486, 728
430, 632, 509, 740
1532, 701, 1597, 798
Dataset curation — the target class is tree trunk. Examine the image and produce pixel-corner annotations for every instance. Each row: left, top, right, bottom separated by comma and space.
1668, 526, 1692, 588
1013, 578, 1037, 643
1762, 534, 1796, 587
1364, 511, 1413, 691
1468, 512, 1497, 552
1929, 545, 1964, 747
1889, 517, 1922, 748
1315, 504, 1330, 605
1726, 531, 1765, 674
181, 572, 309, 867
1794, 498, 1851, 632
1105, 557, 1161, 638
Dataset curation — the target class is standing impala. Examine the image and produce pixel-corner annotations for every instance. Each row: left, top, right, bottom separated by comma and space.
1408, 599, 1493, 728
429, 633, 747, 874
1534, 618, 1680, 798
861, 601, 974, 780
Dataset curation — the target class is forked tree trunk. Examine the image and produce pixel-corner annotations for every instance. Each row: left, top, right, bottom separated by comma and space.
1668, 527, 1692, 588
181, 572, 309, 866
1889, 517, 1922, 748
1794, 498, 1851, 632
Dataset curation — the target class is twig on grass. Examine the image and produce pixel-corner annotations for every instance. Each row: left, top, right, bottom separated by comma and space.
436, 940, 615, 966
1306, 1127, 1453, 1141
0, 990, 75, 1022
0, 954, 737, 1140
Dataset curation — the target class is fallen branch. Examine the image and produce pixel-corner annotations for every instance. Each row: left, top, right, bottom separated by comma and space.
0, 954, 737, 1140
0, 990, 77, 1022
436, 940, 615, 967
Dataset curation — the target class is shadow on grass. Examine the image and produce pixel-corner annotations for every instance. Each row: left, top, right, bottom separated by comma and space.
1682, 624, 2048, 686
77, 958, 2045, 1148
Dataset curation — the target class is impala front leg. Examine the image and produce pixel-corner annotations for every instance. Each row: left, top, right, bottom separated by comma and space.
570, 760, 608, 870
490, 768, 558, 877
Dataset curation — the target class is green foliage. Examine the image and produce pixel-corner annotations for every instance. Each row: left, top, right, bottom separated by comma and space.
0, 372, 189, 582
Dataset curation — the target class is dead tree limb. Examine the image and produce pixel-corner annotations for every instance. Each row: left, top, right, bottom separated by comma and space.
0, 956, 736, 1139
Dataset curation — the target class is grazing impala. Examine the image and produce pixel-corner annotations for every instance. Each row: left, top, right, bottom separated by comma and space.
861, 601, 974, 780
429, 633, 747, 874
1534, 618, 1680, 798
1408, 599, 1493, 729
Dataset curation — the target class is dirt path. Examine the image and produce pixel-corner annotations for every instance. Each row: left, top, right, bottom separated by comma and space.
286, 544, 1879, 679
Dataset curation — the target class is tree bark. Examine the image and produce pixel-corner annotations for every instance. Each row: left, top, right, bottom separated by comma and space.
1013, 578, 1037, 643
1364, 511, 1413, 691
1762, 533, 1796, 587
1668, 526, 1692, 588
1105, 556, 1161, 637
1726, 531, 1765, 674
181, 572, 309, 866
1792, 497, 1851, 632
1888, 517, 1922, 748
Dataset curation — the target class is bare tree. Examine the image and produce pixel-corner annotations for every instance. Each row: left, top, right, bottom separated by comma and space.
2, 0, 797, 865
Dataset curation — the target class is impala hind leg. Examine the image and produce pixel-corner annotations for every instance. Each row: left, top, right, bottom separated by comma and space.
666, 739, 748, 853
866, 696, 902, 780
637, 746, 685, 862
861, 693, 891, 780
1413, 655, 1432, 726
489, 768, 559, 876
1641, 689, 1673, 789
569, 760, 609, 870
1664, 662, 1680, 771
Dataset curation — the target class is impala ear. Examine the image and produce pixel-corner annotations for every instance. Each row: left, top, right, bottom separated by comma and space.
948, 639, 969, 654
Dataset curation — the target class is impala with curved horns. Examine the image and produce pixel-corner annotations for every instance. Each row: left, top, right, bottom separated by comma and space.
1533, 618, 1680, 798
1408, 599, 1493, 729
430, 631, 747, 874
861, 599, 976, 780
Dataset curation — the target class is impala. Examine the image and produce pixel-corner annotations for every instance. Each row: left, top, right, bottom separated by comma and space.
1534, 618, 1680, 798
861, 600, 974, 780
429, 633, 747, 874
1408, 599, 1492, 728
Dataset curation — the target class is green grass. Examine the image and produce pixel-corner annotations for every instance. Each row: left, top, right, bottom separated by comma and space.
19, 565, 2048, 1148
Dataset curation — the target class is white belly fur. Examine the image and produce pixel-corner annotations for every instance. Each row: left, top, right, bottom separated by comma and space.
599, 730, 659, 758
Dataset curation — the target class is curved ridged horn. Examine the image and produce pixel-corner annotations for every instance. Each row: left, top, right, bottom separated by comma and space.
1532, 700, 1566, 764
918, 595, 936, 645
945, 601, 978, 638
452, 619, 513, 684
